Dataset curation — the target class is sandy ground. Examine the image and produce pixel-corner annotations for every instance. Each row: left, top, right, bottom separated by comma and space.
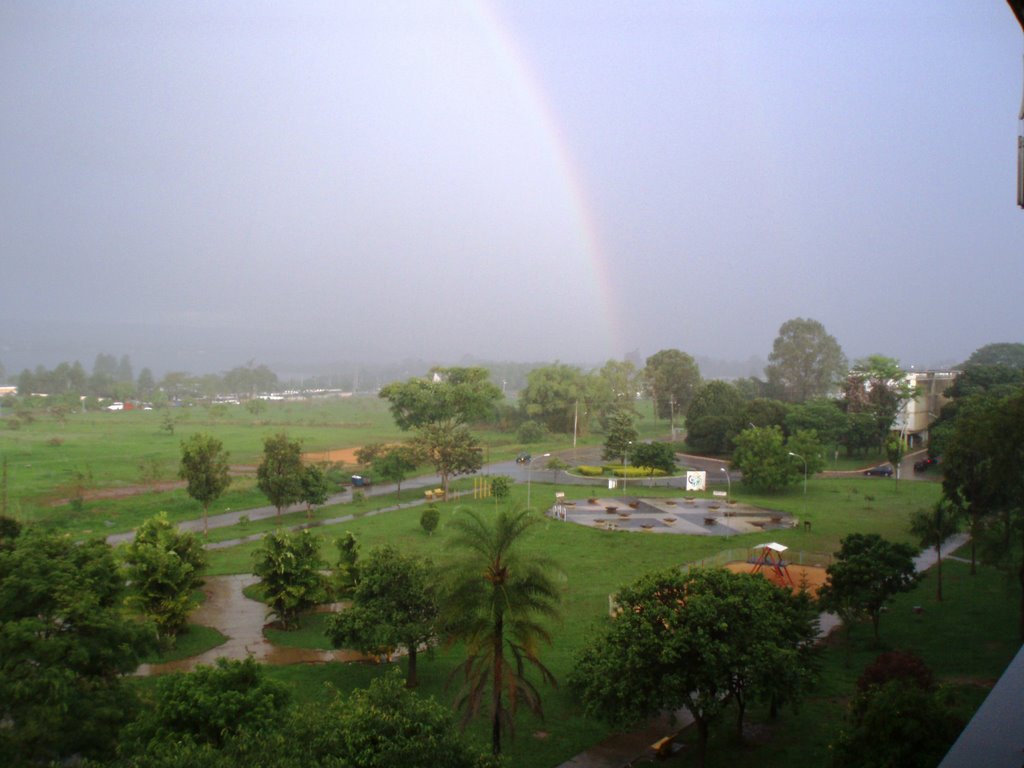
303, 447, 361, 464
725, 561, 828, 596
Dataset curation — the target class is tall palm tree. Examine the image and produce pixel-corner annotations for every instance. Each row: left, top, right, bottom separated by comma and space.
441, 506, 561, 756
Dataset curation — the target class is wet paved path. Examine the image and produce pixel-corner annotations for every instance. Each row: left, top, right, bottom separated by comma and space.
135, 574, 372, 675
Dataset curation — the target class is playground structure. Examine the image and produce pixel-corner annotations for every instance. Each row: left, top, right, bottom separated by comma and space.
749, 542, 794, 587
549, 495, 794, 537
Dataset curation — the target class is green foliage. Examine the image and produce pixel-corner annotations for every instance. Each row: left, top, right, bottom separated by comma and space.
843, 355, 918, 451
332, 532, 360, 598
570, 567, 817, 763
441, 506, 561, 755
0, 531, 152, 765
413, 423, 483, 499
371, 444, 422, 499
731, 427, 823, 492
685, 380, 744, 454
327, 545, 438, 687
834, 656, 961, 768
628, 441, 676, 475
643, 348, 701, 420
299, 463, 330, 517
379, 366, 502, 431
420, 505, 441, 535
179, 432, 232, 535
575, 465, 604, 476
515, 418, 547, 444
786, 398, 848, 450
122, 513, 207, 640
962, 341, 1024, 369
741, 397, 791, 430
518, 363, 589, 434
298, 671, 499, 768
490, 475, 512, 500
252, 530, 326, 629
819, 533, 918, 644
123, 657, 291, 752
256, 432, 304, 517
765, 317, 847, 402
601, 406, 638, 462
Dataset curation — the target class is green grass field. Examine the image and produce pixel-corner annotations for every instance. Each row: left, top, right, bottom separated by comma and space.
6, 397, 1020, 767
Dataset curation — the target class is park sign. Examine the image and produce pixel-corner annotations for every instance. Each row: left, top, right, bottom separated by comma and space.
686, 471, 706, 491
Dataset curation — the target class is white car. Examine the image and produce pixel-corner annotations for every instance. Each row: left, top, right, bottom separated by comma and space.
107, 402, 124, 411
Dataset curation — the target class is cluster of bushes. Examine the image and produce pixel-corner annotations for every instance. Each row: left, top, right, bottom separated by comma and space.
574, 465, 668, 478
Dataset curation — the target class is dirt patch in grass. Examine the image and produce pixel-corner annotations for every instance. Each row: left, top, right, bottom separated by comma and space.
303, 448, 361, 464
724, 561, 828, 596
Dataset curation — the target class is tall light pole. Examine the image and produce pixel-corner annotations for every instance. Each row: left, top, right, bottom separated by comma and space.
526, 452, 550, 510
788, 451, 807, 497
622, 441, 632, 493
720, 466, 731, 498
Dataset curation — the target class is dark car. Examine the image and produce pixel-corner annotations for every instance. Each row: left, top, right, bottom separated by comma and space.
864, 465, 894, 477
515, 452, 531, 465
914, 457, 937, 473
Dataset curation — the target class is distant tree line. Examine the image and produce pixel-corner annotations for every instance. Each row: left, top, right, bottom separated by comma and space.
10, 355, 279, 403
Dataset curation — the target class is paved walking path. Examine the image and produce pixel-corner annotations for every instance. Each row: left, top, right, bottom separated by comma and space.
554, 532, 971, 768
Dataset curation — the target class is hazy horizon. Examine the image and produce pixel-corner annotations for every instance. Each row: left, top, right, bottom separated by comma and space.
3, 2, 1021, 379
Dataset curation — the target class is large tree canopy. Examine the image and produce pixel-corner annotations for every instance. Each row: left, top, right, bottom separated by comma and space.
0, 532, 152, 765
643, 348, 702, 421
962, 341, 1024, 369
179, 432, 232, 535
518, 363, 590, 434
685, 380, 744, 454
765, 317, 847, 403
379, 367, 502, 430
570, 567, 817, 767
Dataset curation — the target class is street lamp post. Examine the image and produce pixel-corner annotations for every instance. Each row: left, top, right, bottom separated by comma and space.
788, 451, 807, 497
720, 466, 731, 498
622, 441, 632, 494
526, 452, 550, 510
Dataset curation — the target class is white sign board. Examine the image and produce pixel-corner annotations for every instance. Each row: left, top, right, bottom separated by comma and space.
685, 471, 707, 491
608, 479, 617, 489
713, 490, 727, 497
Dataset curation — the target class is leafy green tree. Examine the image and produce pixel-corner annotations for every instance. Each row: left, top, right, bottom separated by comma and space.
834, 654, 961, 768
589, 359, 641, 425
380, 369, 499, 501
685, 380, 744, 454
0, 532, 152, 765
299, 464, 331, 518
909, 501, 960, 602
252, 530, 326, 629
122, 657, 291, 752
643, 348, 702, 424
379, 366, 502, 430
941, 387, 1024, 637
295, 671, 499, 768
256, 432, 305, 518
962, 341, 1024, 369
372, 444, 422, 499
440, 507, 561, 755
601, 406, 639, 462
122, 513, 207, 640
332, 532, 361, 598
570, 568, 817, 767
786, 398, 849, 454
818, 533, 918, 644
629, 441, 677, 476
414, 423, 483, 500
490, 475, 512, 501
328, 545, 438, 687
843, 355, 918, 451
518, 362, 590, 434
179, 432, 232, 535
741, 397, 791, 431
765, 317, 847, 402
731, 426, 795, 492
885, 434, 905, 489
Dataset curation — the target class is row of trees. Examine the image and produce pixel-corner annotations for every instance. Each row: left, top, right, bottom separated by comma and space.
11, 356, 279, 403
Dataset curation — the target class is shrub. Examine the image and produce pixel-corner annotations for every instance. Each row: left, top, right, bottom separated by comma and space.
576, 465, 604, 477
420, 506, 440, 535
516, 419, 548, 444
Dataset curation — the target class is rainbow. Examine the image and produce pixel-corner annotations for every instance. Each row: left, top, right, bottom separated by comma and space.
464, 0, 626, 359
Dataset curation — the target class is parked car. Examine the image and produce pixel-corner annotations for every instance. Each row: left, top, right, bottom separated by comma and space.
351, 475, 372, 487
914, 457, 937, 473
515, 452, 532, 465
864, 465, 894, 477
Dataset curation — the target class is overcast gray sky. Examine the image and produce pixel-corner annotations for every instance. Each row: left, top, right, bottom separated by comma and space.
2, 1, 1022, 376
